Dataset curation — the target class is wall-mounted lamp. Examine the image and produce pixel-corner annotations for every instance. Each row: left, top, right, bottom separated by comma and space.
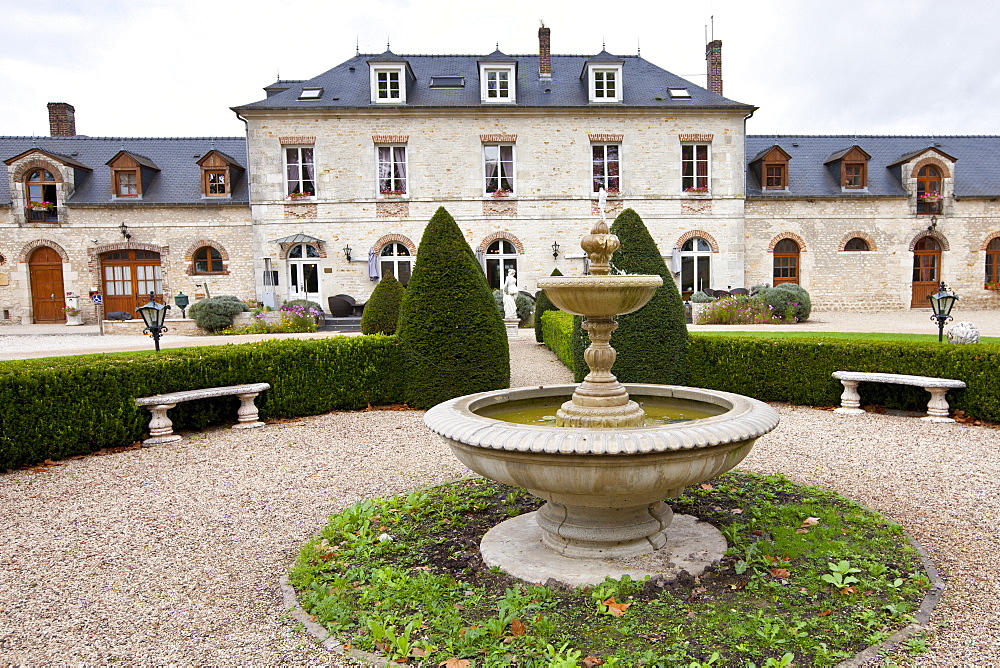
927, 215, 938, 233
119, 222, 132, 240
343, 245, 353, 262
551, 241, 560, 259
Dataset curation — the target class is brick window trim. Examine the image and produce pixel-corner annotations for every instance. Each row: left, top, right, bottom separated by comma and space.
675, 230, 720, 253
679, 134, 714, 143
839, 231, 878, 252
373, 233, 417, 255
910, 157, 952, 179
279, 136, 316, 145
588, 134, 624, 143
767, 232, 807, 253
477, 230, 525, 254
17, 239, 69, 264
908, 230, 950, 252
981, 231, 1000, 251
372, 135, 409, 144
480, 133, 517, 143
12, 158, 65, 184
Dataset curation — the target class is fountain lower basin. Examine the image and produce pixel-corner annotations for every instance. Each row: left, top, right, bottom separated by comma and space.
425, 383, 779, 558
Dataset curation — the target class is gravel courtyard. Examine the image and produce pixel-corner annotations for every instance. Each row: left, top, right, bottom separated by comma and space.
1, 334, 997, 665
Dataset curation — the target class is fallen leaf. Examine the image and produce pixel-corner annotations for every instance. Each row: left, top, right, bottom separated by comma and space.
510, 619, 525, 636
582, 656, 605, 667
795, 528, 809, 534
602, 597, 631, 616
688, 587, 707, 602
802, 517, 821, 526
700, 483, 713, 490
770, 568, 790, 578
412, 648, 427, 658
439, 660, 471, 668
751, 530, 763, 536
841, 586, 857, 594
729, 508, 743, 514
817, 610, 832, 617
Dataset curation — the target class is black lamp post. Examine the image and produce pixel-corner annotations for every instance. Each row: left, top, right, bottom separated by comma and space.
552, 241, 560, 259
927, 282, 958, 342
136, 292, 170, 351
173, 292, 190, 318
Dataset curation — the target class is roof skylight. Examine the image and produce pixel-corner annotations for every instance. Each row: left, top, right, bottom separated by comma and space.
298, 88, 324, 100
668, 88, 691, 99
430, 76, 465, 88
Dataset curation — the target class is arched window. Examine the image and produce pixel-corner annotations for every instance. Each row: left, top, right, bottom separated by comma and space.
680, 237, 712, 299
379, 242, 412, 285
193, 246, 224, 274
917, 165, 942, 215
25, 169, 58, 222
844, 237, 870, 251
773, 238, 800, 285
484, 239, 518, 290
986, 238, 1000, 287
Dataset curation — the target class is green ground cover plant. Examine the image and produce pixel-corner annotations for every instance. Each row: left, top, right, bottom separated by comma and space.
290, 473, 929, 667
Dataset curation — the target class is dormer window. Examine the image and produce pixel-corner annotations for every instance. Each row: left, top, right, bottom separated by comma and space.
205, 170, 227, 195
825, 146, 871, 190
479, 61, 516, 103
106, 150, 159, 200
369, 62, 408, 104
750, 145, 792, 191
197, 149, 243, 198
584, 58, 623, 103
116, 170, 138, 197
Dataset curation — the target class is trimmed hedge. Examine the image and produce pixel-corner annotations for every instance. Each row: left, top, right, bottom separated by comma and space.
0, 335, 403, 469
396, 207, 509, 409
361, 273, 405, 335
541, 310, 575, 369
540, 312, 1000, 421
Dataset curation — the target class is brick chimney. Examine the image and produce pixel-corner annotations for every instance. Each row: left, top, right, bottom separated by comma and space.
538, 25, 551, 78
48, 102, 76, 137
705, 40, 723, 96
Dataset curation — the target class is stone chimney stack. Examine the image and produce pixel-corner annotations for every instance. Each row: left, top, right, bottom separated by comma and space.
705, 40, 723, 96
538, 25, 551, 78
48, 102, 76, 137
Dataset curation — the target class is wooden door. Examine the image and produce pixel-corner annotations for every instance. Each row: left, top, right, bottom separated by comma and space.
101, 250, 163, 315
29, 247, 66, 323
911, 237, 941, 307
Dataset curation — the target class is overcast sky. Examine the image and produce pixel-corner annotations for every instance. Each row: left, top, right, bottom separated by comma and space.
2, 0, 998, 139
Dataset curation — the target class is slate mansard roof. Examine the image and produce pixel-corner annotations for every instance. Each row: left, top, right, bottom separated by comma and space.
746, 135, 1000, 198
233, 52, 754, 111
0, 136, 248, 205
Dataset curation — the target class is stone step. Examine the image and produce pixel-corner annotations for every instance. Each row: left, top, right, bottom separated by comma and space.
321, 316, 361, 332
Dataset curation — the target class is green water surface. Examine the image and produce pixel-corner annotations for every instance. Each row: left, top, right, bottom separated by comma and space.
477, 395, 726, 427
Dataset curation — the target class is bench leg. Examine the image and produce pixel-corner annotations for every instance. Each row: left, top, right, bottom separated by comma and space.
922, 387, 956, 423
232, 392, 265, 430
143, 403, 183, 446
833, 380, 866, 415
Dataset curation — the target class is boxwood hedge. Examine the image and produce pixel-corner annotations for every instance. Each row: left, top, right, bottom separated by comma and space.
0, 335, 403, 469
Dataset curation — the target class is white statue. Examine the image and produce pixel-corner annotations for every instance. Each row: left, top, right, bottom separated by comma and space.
502, 268, 519, 319
948, 321, 980, 344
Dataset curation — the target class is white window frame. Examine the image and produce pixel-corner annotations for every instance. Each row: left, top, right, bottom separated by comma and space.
479, 64, 516, 103
284, 146, 316, 198
680, 237, 712, 297
588, 65, 622, 103
376, 145, 408, 196
591, 143, 621, 194
378, 242, 413, 285
483, 144, 515, 196
681, 143, 711, 193
370, 66, 406, 103
483, 239, 519, 290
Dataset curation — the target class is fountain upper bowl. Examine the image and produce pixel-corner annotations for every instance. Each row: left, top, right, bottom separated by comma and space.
536, 275, 663, 316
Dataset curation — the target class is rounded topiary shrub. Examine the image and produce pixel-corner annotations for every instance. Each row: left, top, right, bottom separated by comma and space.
690, 290, 714, 303
188, 295, 247, 332
397, 207, 509, 409
571, 208, 689, 384
361, 273, 405, 335
534, 268, 563, 342
515, 292, 533, 326
761, 284, 812, 321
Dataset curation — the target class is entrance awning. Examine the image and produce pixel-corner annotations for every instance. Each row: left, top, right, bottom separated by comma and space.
271, 233, 324, 245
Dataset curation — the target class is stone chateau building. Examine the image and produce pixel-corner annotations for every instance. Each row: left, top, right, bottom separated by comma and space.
2, 27, 998, 324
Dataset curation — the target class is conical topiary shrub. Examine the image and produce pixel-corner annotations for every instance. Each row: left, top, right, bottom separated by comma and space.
571, 208, 688, 384
534, 267, 563, 343
397, 207, 509, 408
361, 273, 405, 335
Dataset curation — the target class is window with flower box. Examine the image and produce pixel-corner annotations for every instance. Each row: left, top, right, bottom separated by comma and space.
682, 144, 710, 193
25, 168, 58, 221
592, 144, 620, 193
483, 144, 515, 196
285, 146, 315, 197
377, 146, 407, 196
917, 165, 942, 214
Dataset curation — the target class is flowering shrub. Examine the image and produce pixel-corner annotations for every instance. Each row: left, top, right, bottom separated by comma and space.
985, 281, 1000, 291
218, 304, 319, 335
919, 192, 942, 202
695, 295, 795, 325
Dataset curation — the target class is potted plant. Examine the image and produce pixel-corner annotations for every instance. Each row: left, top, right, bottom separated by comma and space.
684, 185, 710, 195
919, 192, 943, 203
380, 188, 405, 198
688, 290, 714, 323
491, 188, 513, 198
63, 305, 84, 326
288, 191, 312, 201
985, 280, 1000, 291
28, 200, 55, 211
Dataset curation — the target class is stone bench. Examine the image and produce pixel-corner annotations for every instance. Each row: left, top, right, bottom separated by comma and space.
831, 371, 966, 423
136, 383, 270, 446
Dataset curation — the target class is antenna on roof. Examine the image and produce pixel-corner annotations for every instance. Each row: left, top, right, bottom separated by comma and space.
356, 37, 360, 56
386, 38, 390, 51
276, 69, 280, 80
637, 37, 641, 58
711, 14, 715, 41
602, 38, 606, 51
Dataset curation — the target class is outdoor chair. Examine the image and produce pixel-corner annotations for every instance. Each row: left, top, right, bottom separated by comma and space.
327, 296, 355, 317
730, 288, 750, 295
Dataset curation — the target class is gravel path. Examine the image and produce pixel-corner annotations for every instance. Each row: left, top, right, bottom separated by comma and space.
1, 334, 997, 665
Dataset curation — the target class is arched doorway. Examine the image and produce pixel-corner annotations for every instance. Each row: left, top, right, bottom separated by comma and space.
679, 237, 712, 299
484, 239, 518, 290
29, 246, 65, 323
911, 237, 941, 307
101, 250, 163, 314
287, 243, 320, 302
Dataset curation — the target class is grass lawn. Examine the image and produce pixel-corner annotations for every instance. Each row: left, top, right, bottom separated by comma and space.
691, 330, 1000, 345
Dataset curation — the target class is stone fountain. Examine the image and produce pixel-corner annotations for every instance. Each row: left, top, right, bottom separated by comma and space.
425, 201, 779, 585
